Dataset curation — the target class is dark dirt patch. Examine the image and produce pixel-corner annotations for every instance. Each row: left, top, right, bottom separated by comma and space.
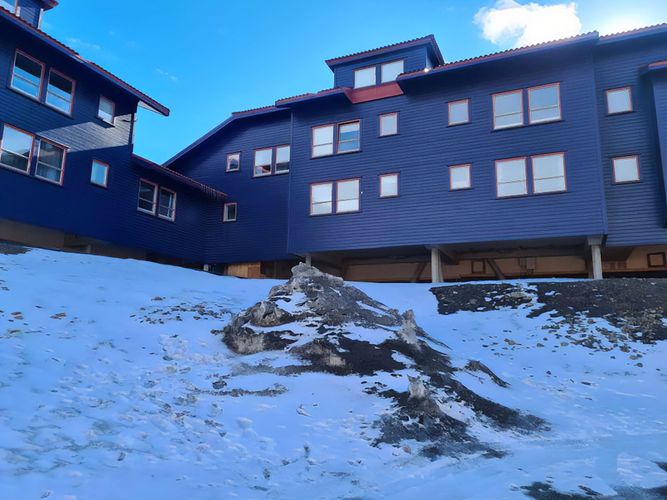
0, 242, 29, 255
522, 481, 667, 499
431, 283, 533, 315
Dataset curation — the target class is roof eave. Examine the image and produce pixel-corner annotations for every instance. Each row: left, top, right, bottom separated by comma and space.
325, 35, 443, 68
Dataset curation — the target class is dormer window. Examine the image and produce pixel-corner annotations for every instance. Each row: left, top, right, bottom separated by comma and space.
98, 96, 115, 124
354, 67, 376, 89
380, 60, 404, 83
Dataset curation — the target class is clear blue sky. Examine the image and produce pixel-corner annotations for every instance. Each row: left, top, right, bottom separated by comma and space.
44, 0, 667, 163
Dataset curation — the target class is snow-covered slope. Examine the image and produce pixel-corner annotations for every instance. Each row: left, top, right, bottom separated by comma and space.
0, 247, 666, 499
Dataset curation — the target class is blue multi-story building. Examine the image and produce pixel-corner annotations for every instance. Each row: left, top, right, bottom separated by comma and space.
1, 2, 667, 281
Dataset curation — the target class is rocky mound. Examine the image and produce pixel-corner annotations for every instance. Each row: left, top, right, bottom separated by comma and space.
220, 264, 545, 458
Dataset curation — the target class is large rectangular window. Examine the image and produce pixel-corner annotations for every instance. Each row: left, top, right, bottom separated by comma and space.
226, 152, 240, 172
532, 153, 566, 193
337, 121, 360, 153
310, 182, 333, 215
612, 156, 640, 183
528, 83, 561, 124
11, 51, 44, 99
379, 112, 398, 136
35, 139, 66, 184
90, 159, 109, 187
98, 96, 115, 124
496, 158, 527, 197
312, 125, 334, 157
380, 60, 404, 83
336, 178, 360, 213
253, 148, 272, 177
158, 188, 177, 221
138, 180, 158, 214
493, 90, 523, 129
275, 145, 290, 173
45, 70, 75, 115
0, 125, 34, 173
354, 66, 376, 89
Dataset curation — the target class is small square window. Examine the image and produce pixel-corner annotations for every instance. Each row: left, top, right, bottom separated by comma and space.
379, 173, 399, 198
471, 260, 486, 274
90, 160, 109, 187
647, 252, 666, 268
223, 202, 237, 222
612, 156, 640, 183
354, 66, 376, 89
380, 60, 404, 83
448, 100, 469, 125
606, 87, 632, 114
450, 164, 471, 190
226, 152, 240, 172
98, 96, 115, 124
379, 113, 398, 136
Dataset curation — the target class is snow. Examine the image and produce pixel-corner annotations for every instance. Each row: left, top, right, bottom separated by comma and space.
1, 248, 666, 499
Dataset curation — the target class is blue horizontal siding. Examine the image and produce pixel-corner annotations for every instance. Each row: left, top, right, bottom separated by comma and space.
17, 0, 41, 27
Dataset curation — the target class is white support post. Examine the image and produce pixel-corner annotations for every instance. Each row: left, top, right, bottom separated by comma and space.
431, 247, 443, 283
305, 254, 312, 266
591, 244, 603, 280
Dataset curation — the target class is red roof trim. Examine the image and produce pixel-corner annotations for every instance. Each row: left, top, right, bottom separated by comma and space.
0, 6, 169, 116
325, 34, 444, 67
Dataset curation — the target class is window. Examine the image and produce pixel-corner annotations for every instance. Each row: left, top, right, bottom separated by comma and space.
138, 180, 157, 214
275, 145, 290, 173
223, 202, 237, 222
98, 96, 115, 124
379, 173, 398, 198
0, 125, 34, 173
337, 121, 360, 153
310, 182, 333, 215
312, 125, 334, 157
226, 152, 240, 172
336, 179, 360, 213
253, 148, 272, 176
448, 99, 470, 125
528, 84, 561, 124
496, 158, 527, 197
354, 66, 376, 89
379, 113, 398, 136
606, 87, 632, 114
34, 139, 65, 184
532, 153, 566, 194
612, 156, 640, 183
647, 252, 666, 268
380, 60, 404, 83
493, 90, 523, 129
90, 160, 109, 187
45, 70, 75, 115
158, 188, 177, 221
11, 51, 44, 99
450, 164, 471, 190
0, 1, 18, 13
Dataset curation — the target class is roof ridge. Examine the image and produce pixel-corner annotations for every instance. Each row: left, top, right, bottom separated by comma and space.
599, 22, 667, 40
325, 34, 442, 66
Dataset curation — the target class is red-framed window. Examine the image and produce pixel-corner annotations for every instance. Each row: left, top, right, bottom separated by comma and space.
493, 89, 523, 129
10, 50, 45, 100
35, 138, 66, 185
0, 124, 35, 174
528, 83, 561, 124
137, 179, 158, 214
45, 69, 75, 115
496, 157, 527, 197
90, 159, 109, 187
98, 96, 116, 124
448, 99, 470, 126
532, 152, 566, 194
253, 148, 272, 177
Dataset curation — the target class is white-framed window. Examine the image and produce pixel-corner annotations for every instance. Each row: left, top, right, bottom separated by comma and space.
337, 121, 360, 153
310, 182, 333, 215
138, 179, 158, 214
493, 90, 523, 129
606, 87, 632, 115
528, 83, 561, 124
496, 157, 527, 197
448, 99, 470, 125
223, 202, 237, 222
35, 139, 66, 185
532, 153, 566, 193
90, 159, 109, 187
253, 148, 272, 177
0, 124, 34, 173
354, 66, 376, 89
379, 173, 399, 198
379, 112, 398, 136
336, 178, 360, 213
11, 50, 44, 100
45, 70, 75, 115
612, 156, 640, 183
98, 96, 115, 124
449, 164, 471, 190
158, 187, 177, 221
226, 152, 240, 172
312, 124, 334, 158
275, 145, 290, 173
380, 60, 404, 83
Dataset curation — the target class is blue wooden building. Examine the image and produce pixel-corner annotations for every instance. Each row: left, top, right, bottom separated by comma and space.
1, 2, 667, 281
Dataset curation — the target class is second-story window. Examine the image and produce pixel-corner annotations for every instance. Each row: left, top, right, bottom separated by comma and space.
354, 67, 376, 89
45, 70, 75, 115
98, 96, 115, 124
450, 164, 471, 190
493, 90, 523, 130
448, 99, 470, 126
496, 157, 527, 197
0, 125, 34, 173
158, 188, 177, 221
379, 113, 398, 136
606, 87, 632, 114
226, 152, 240, 172
275, 145, 290, 173
337, 121, 360, 153
532, 153, 566, 193
138, 180, 158, 214
528, 84, 561, 124
379, 173, 399, 197
312, 125, 334, 157
336, 178, 360, 213
11, 51, 44, 100
35, 139, 66, 184
253, 148, 272, 177
310, 182, 333, 215
380, 60, 404, 83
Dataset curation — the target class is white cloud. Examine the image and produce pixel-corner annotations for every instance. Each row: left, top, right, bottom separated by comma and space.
474, 0, 582, 48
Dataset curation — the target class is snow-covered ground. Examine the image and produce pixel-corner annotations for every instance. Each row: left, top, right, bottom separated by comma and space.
0, 247, 666, 499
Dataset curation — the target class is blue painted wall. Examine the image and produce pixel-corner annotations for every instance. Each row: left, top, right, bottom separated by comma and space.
17, 0, 41, 27
652, 72, 667, 219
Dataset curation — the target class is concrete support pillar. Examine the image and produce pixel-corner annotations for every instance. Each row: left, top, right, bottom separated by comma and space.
431, 247, 443, 283
591, 244, 603, 280
305, 254, 312, 266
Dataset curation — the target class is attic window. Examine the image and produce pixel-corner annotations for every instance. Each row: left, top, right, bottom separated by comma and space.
226, 152, 240, 172
98, 96, 115, 124
354, 67, 376, 89
380, 60, 404, 83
